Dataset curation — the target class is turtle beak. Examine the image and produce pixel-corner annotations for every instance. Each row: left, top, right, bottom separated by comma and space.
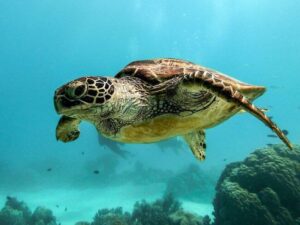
54, 97, 59, 113
54, 88, 69, 115
54, 87, 83, 116
54, 94, 64, 115
54, 96, 79, 115
54, 89, 61, 114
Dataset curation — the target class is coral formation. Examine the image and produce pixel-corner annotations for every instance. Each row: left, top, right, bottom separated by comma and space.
0, 196, 32, 225
31, 207, 57, 225
87, 194, 209, 225
0, 196, 57, 225
131, 193, 181, 225
213, 144, 300, 225
169, 210, 207, 225
75, 222, 90, 225
92, 207, 131, 225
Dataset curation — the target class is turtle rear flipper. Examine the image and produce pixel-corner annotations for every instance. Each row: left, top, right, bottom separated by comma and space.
56, 116, 81, 142
183, 130, 206, 160
181, 71, 293, 150
148, 70, 292, 150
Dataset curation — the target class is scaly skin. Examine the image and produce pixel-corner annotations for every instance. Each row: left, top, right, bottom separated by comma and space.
56, 116, 80, 142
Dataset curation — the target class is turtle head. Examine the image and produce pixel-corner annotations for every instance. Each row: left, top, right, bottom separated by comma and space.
54, 76, 115, 119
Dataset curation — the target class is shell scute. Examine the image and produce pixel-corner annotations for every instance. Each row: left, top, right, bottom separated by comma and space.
115, 58, 265, 96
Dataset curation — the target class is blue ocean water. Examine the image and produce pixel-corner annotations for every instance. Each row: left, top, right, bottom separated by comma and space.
0, 1, 299, 224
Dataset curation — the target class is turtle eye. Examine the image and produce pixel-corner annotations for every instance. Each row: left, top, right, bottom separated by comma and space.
74, 84, 86, 97
66, 83, 87, 99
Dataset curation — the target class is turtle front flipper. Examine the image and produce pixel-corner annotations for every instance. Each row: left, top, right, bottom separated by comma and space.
56, 116, 81, 142
181, 71, 293, 150
183, 130, 206, 160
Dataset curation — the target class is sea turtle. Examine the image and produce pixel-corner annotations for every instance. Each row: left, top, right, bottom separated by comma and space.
54, 58, 292, 160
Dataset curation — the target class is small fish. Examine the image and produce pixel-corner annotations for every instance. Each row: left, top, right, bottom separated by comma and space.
269, 116, 273, 120
93, 170, 100, 174
223, 158, 227, 162
47, 168, 52, 172
81, 152, 85, 155
64, 207, 67, 212
56, 205, 59, 208
266, 143, 274, 147
268, 129, 289, 138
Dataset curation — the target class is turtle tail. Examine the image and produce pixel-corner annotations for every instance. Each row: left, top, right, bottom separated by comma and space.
183, 71, 293, 150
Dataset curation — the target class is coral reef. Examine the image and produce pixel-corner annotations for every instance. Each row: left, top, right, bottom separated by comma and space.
31, 207, 57, 225
131, 194, 210, 225
213, 144, 300, 225
165, 164, 215, 202
0, 196, 32, 225
92, 207, 131, 225
85, 194, 209, 225
75, 222, 90, 225
0, 196, 57, 225
169, 210, 207, 225
75, 221, 91, 225
4, 144, 298, 225
131, 193, 181, 225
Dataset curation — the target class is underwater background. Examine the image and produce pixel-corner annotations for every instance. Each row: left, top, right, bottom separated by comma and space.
0, 0, 300, 224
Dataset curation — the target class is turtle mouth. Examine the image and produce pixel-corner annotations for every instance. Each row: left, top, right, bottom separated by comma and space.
54, 94, 99, 119
54, 95, 82, 116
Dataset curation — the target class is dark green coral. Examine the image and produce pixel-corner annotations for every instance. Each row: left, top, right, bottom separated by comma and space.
31, 207, 57, 225
0, 196, 57, 225
90, 194, 208, 225
131, 194, 181, 225
92, 207, 131, 225
213, 144, 300, 225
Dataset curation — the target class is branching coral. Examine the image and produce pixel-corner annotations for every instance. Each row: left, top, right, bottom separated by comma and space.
213, 144, 300, 225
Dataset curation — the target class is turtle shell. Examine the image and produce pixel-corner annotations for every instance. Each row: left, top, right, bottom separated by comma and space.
115, 58, 265, 98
